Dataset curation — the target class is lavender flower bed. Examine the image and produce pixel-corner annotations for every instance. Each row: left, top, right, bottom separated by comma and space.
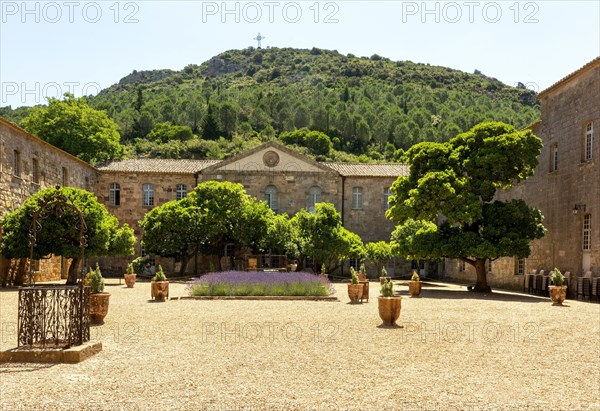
187, 271, 333, 297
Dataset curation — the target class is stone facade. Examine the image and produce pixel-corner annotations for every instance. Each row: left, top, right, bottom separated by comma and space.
94, 142, 412, 277
0, 117, 98, 284
443, 57, 600, 292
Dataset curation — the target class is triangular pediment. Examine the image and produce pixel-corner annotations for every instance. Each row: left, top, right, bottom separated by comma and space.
202, 142, 337, 174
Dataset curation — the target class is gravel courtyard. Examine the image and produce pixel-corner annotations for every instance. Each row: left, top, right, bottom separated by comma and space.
1, 279, 599, 410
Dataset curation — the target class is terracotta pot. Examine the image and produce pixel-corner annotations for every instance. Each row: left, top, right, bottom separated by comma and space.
408, 281, 422, 297
358, 273, 367, 282
378, 296, 402, 326
89, 292, 110, 323
124, 273, 137, 288
549, 285, 567, 305
347, 283, 364, 303
379, 276, 390, 285
151, 281, 169, 301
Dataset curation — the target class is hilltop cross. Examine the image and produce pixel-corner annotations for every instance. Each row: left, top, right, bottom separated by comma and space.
254, 32, 265, 48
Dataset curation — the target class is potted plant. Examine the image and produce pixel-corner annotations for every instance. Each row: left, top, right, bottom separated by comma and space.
408, 270, 422, 297
379, 266, 391, 285
548, 268, 567, 305
347, 268, 364, 303
151, 265, 169, 301
124, 263, 136, 288
320, 263, 328, 279
358, 263, 367, 281
378, 278, 402, 326
87, 264, 110, 323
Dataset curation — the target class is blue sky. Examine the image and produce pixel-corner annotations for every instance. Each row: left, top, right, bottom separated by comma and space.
1, 0, 599, 107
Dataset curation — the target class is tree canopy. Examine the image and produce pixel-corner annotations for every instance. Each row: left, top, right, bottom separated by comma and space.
387, 121, 545, 292
21, 94, 125, 165
1, 187, 135, 285
293, 202, 364, 272
140, 181, 275, 274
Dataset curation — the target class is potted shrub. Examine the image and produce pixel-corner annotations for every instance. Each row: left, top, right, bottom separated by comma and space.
87, 264, 110, 323
151, 265, 169, 301
358, 263, 367, 281
548, 268, 567, 305
378, 278, 402, 326
379, 266, 391, 285
320, 263, 328, 279
347, 268, 364, 303
408, 270, 422, 297
124, 263, 136, 288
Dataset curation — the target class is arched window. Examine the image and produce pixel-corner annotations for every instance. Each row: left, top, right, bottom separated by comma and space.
307, 186, 322, 213
143, 183, 154, 206
109, 183, 121, 206
265, 185, 278, 213
352, 187, 363, 209
176, 184, 187, 201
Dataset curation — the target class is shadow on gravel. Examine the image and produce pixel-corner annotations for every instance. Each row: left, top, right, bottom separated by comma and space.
0, 363, 56, 374
396, 287, 551, 304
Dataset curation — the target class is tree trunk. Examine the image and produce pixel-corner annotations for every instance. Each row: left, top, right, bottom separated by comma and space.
179, 255, 190, 277
473, 258, 491, 293
66, 257, 80, 285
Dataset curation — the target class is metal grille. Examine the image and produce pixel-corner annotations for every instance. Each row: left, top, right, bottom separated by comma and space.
18, 285, 90, 348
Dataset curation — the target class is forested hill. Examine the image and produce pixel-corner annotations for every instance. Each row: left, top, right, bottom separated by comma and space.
2, 47, 540, 162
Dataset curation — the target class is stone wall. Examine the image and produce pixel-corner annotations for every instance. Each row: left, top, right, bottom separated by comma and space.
94, 170, 197, 275
0, 119, 97, 284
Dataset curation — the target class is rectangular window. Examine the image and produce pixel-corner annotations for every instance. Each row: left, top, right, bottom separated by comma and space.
109, 183, 121, 206
488, 260, 493, 274
551, 144, 558, 172
348, 258, 359, 271
62, 167, 68, 186
143, 184, 155, 207
32, 259, 40, 271
459, 260, 466, 272
516, 258, 525, 275
384, 188, 392, 211
352, 187, 363, 209
583, 214, 591, 251
13, 150, 20, 177
585, 122, 594, 161
32, 158, 39, 184
176, 184, 187, 201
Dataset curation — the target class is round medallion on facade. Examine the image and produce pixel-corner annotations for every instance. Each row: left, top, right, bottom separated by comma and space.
263, 150, 280, 167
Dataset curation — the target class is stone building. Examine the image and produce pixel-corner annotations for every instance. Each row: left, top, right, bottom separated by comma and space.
0, 120, 410, 281
443, 57, 600, 291
0, 117, 98, 284
96, 141, 409, 276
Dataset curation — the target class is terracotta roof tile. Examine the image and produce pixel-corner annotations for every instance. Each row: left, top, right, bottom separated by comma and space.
97, 159, 220, 174
323, 162, 409, 177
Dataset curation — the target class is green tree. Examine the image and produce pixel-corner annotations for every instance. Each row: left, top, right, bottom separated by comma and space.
304, 130, 332, 156
147, 122, 194, 142
265, 213, 300, 260
365, 241, 393, 274
1, 187, 135, 285
293, 202, 364, 272
139, 198, 203, 276
388, 121, 545, 292
21, 94, 124, 165
201, 104, 220, 140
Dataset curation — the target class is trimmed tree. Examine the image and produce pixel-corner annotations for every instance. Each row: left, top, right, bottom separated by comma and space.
365, 241, 393, 275
387, 121, 545, 292
293, 202, 364, 273
140, 181, 273, 273
1, 187, 135, 285
139, 198, 203, 276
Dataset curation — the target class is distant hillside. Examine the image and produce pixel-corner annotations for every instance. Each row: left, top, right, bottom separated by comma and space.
1, 47, 540, 162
